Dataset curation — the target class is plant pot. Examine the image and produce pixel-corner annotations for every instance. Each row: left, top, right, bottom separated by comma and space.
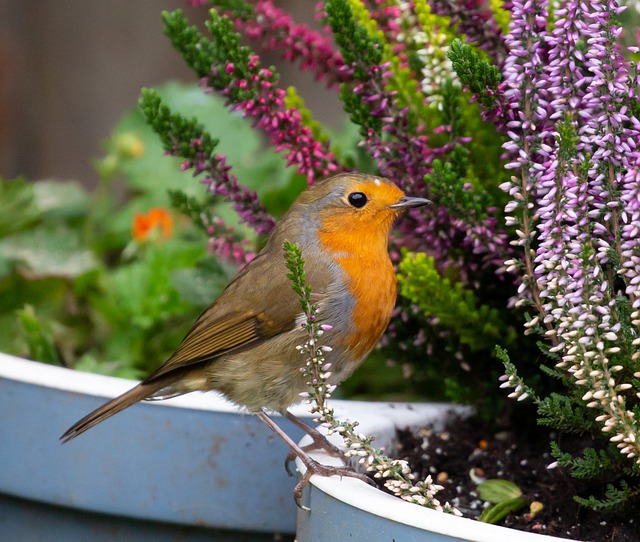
0, 352, 312, 541
295, 403, 577, 542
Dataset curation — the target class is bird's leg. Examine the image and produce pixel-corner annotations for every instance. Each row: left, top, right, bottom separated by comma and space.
282, 410, 344, 475
256, 410, 373, 508
284, 411, 344, 455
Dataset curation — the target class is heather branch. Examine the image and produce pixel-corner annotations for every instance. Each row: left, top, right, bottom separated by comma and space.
140, 88, 275, 236
499, 1, 553, 325
497, 0, 640, 468
163, 9, 342, 183
283, 241, 460, 515
219, 0, 347, 88
429, 0, 507, 64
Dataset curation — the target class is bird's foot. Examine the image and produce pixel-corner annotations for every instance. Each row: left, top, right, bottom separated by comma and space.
292, 455, 375, 510
284, 433, 344, 476
255, 410, 374, 509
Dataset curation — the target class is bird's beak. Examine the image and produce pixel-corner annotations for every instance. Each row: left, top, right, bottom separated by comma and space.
390, 196, 431, 210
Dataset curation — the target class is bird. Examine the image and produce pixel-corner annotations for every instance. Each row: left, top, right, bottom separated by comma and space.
61, 172, 430, 502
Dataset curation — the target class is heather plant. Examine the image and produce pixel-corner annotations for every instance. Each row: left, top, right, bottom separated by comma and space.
145, 0, 519, 412
143, 0, 640, 515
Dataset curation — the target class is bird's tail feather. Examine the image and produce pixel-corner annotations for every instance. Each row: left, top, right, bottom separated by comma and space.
60, 379, 168, 443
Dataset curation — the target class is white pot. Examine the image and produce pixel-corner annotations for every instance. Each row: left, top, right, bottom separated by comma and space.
295, 403, 577, 542
0, 353, 307, 541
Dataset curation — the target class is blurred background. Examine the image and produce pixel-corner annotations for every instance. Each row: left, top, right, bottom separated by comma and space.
0, 0, 343, 188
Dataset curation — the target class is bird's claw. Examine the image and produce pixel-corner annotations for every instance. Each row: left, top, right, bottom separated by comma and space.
284, 436, 344, 476
292, 457, 374, 509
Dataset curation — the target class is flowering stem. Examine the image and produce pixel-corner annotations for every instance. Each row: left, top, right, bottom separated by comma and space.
283, 240, 461, 515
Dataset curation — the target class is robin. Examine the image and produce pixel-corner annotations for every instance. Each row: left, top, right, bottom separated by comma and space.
61, 172, 430, 502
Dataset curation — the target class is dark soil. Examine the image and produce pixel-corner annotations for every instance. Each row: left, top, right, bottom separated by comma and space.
386, 414, 639, 541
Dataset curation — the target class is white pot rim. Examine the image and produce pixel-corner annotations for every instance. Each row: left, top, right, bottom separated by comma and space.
0, 352, 455, 421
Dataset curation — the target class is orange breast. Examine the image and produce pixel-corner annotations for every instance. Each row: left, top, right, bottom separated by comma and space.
335, 253, 397, 360
318, 212, 398, 361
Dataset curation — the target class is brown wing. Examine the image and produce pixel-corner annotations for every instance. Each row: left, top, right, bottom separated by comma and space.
145, 251, 300, 382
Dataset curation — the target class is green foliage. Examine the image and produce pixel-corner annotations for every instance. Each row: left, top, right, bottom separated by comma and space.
283, 241, 314, 317
477, 479, 523, 502
447, 90, 509, 204
556, 113, 580, 162
550, 442, 615, 480
537, 393, 596, 433
140, 88, 220, 163
326, 0, 384, 137
478, 498, 528, 524
398, 252, 516, 351
89, 240, 209, 376
447, 39, 502, 108
17, 305, 61, 366
574, 481, 638, 512
426, 152, 491, 220
168, 190, 212, 230
477, 478, 527, 524
163, 9, 278, 102
0, 178, 40, 237
325, 0, 383, 78
0, 223, 97, 278
210, 0, 254, 20
162, 10, 221, 79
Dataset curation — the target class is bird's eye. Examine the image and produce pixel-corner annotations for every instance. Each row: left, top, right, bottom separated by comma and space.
347, 192, 368, 209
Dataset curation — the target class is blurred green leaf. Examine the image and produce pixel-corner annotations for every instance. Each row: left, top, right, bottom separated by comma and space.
0, 223, 98, 278
260, 174, 307, 218
17, 305, 61, 366
33, 180, 90, 220
94, 241, 202, 327
0, 177, 40, 237
171, 255, 235, 308
90, 240, 206, 374
74, 352, 140, 380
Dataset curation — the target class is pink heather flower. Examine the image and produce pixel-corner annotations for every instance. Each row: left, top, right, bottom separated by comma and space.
174, 139, 275, 236
208, 54, 343, 183
235, 0, 346, 88
206, 216, 255, 266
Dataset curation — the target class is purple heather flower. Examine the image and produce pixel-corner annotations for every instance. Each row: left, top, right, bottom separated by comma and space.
497, 0, 640, 454
206, 216, 255, 266
429, 0, 507, 65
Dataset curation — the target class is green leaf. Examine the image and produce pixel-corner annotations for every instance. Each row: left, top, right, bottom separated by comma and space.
447, 39, 502, 108
32, 180, 90, 221
478, 498, 528, 524
17, 305, 61, 366
398, 252, 515, 350
477, 479, 523, 503
0, 223, 98, 278
94, 240, 203, 328
0, 177, 40, 237
171, 256, 235, 307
